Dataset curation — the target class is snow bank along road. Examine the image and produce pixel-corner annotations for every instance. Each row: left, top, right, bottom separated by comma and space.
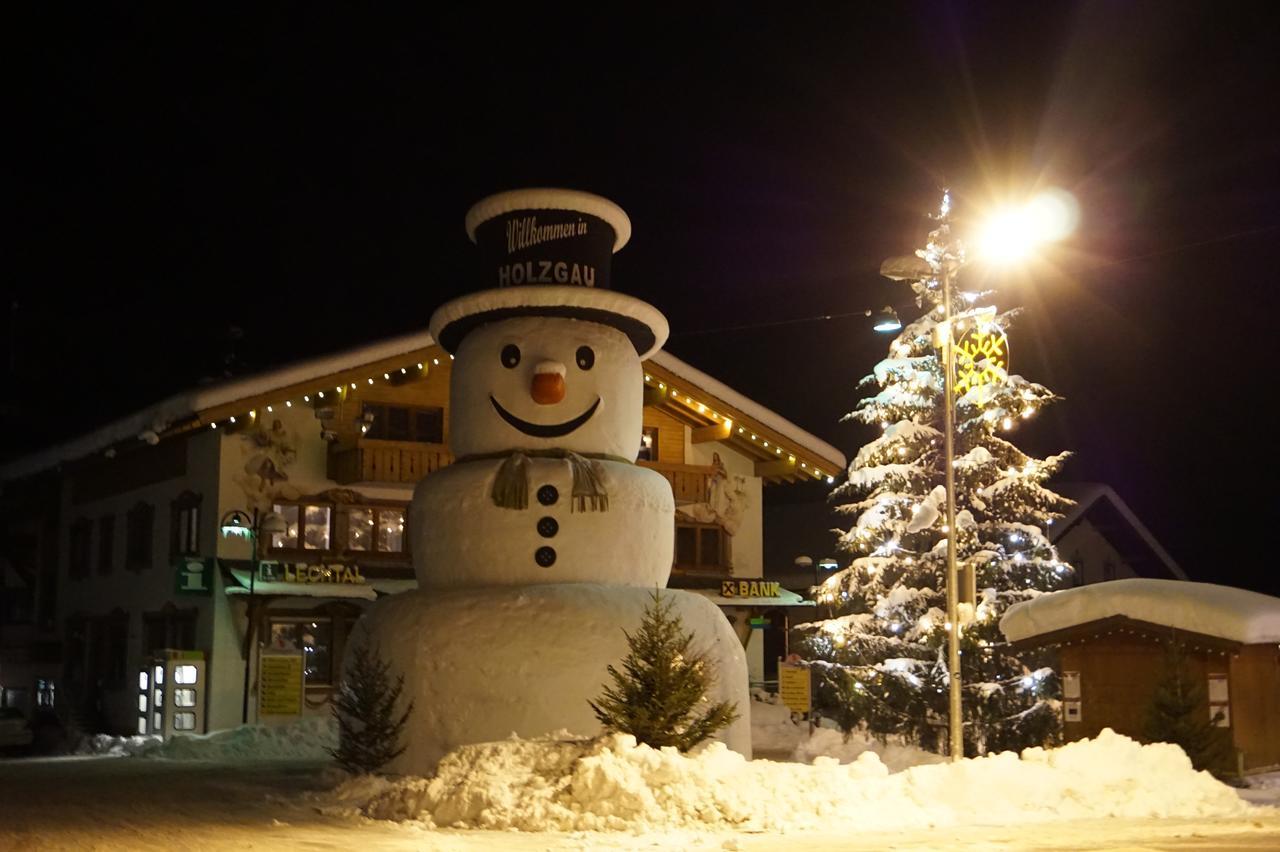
1, 753, 1278, 851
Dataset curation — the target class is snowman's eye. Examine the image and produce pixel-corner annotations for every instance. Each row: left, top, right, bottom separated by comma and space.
501, 344, 521, 369
575, 346, 595, 371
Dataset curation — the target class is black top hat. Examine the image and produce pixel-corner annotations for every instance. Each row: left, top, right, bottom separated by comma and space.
429, 188, 669, 358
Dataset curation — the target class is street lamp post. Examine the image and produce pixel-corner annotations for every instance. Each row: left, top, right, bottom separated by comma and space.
938, 257, 964, 762
219, 507, 286, 724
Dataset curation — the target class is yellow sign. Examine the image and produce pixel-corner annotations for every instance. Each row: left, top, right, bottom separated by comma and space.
720, 580, 782, 599
953, 319, 1009, 402
258, 652, 303, 716
779, 663, 811, 713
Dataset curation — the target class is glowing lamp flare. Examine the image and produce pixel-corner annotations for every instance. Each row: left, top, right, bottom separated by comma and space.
976, 188, 1079, 265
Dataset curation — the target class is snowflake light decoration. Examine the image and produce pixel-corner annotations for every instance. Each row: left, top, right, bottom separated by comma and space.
953, 316, 1009, 403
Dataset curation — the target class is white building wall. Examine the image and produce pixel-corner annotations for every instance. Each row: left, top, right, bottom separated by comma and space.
212, 404, 413, 728
684, 434, 767, 684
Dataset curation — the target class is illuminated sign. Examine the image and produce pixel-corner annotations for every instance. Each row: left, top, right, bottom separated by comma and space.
953, 316, 1009, 403
720, 579, 782, 598
258, 562, 366, 585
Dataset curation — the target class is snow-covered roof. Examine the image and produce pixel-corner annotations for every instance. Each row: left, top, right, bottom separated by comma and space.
0, 330, 437, 481
1050, 483, 1186, 581
650, 350, 846, 471
1000, 578, 1280, 645
1, 332, 845, 482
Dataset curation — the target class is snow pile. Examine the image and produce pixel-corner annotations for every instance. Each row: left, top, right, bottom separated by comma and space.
750, 695, 942, 771
323, 728, 1252, 832
792, 727, 946, 773
82, 717, 336, 761
1001, 579, 1280, 644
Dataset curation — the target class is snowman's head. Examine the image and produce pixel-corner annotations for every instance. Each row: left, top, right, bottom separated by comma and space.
449, 315, 642, 459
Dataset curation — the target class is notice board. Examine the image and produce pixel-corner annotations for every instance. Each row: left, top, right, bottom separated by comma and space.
258, 651, 304, 717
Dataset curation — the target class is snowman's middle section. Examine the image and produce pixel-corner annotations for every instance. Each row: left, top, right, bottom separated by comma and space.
412, 457, 674, 588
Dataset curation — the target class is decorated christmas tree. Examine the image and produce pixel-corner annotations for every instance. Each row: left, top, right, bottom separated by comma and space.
795, 192, 1074, 756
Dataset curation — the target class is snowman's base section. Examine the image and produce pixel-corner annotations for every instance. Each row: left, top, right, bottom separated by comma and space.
355, 584, 751, 774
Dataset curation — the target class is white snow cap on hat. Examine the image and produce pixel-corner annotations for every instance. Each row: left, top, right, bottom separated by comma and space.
430, 188, 668, 359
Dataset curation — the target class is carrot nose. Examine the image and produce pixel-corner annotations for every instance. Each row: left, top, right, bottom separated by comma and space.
531, 362, 566, 405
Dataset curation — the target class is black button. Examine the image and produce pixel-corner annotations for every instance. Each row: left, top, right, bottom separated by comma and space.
537, 484, 558, 506
535, 546, 557, 567
537, 516, 559, 538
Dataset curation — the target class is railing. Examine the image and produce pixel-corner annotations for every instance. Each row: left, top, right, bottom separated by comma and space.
637, 461, 713, 504
328, 439, 454, 485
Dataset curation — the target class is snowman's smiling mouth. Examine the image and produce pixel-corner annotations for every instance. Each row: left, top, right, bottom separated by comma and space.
489, 396, 601, 438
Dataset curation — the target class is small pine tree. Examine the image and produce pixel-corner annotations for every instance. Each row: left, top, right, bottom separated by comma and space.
590, 590, 739, 751
1144, 639, 1231, 774
329, 642, 414, 774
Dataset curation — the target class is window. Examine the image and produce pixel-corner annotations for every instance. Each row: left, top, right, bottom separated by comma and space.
361, 403, 444, 443
346, 507, 405, 553
638, 426, 659, 462
268, 503, 330, 551
97, 516, 115, 576
268, 618, 335, 686
171, 492, 201, 558
271, 501, 406, 555
143, 607, 197, 653
674, 521, 728, 571
69, 519, 92, 580
271, 504, 300, 549
126, 502, 155, 572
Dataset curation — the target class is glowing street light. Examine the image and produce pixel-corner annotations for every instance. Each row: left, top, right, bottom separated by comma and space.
974, 188, 1079, 266
881, 186, 1078, 762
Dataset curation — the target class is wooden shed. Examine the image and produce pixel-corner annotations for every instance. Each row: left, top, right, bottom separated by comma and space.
1000, 579, 1280, 777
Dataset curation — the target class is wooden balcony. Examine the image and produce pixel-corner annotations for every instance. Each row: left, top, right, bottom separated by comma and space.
637, 461, 713, 504
328, 439, 454, 486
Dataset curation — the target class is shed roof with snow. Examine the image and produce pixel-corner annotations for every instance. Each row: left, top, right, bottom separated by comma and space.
1000, 578, 1280, 647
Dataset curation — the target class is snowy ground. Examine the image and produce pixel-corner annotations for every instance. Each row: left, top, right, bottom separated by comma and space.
2, 703, 1277, 850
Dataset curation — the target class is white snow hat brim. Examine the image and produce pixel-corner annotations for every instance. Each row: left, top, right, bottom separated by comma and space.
465, 188, 632, 252
429, 285, 669, 359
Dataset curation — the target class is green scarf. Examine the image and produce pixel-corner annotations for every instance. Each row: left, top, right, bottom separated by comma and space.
457, 449, 631, 513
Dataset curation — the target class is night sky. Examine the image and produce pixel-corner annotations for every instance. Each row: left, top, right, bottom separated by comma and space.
10, 4, 1279, 593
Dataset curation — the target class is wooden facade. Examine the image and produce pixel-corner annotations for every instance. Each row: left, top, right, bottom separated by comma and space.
1012, 615, 1280, 776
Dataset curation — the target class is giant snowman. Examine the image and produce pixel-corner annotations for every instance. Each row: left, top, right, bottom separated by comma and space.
357, 188, 750, 772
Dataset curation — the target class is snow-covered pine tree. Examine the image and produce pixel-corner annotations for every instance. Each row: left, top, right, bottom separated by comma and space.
590, 590, 739, 751
795, 191, 1074, 757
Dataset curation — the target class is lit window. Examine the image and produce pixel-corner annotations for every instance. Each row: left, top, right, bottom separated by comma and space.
174, 712, 196, 731
268, 619, 334, 685
303, 506, 331, 550
379, 509, 405, 553
174, 665, 198, 685
347, 508, 373, 551
174, 688, 196, 708
271, 505, 300, 549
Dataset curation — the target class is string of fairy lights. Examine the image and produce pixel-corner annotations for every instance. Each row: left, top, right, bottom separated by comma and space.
205, 355, 451, 433
198, 356, 835, 481
642, 372, 834, 483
